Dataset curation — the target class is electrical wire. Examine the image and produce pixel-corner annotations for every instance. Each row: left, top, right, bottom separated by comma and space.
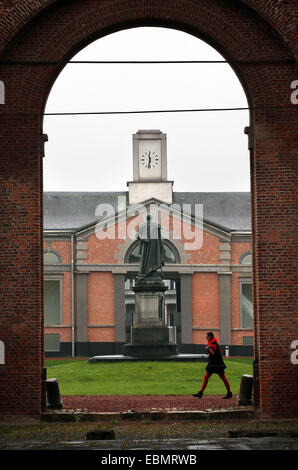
44, 106, 295, 116
1, 60, 293, 115
0, 59, 294, 65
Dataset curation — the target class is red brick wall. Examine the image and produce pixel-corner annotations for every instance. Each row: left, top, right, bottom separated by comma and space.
192, 273, 220, 344
87, 231, 125, 264
44, 326, 72, 343
51, 241, 71, 264
43, 240, 71, 264
0, 116, 43, 418
159, 213, 220, 264
230, 242, 251, 265
186, 229, 220, 264
88, 272, 115, 342
0, 0, 296, 419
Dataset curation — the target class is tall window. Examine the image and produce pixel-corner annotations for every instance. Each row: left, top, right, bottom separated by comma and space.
240, 282, 253, 329
44, 280, 61, 325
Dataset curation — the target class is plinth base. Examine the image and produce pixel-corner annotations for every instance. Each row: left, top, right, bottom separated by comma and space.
88, 354, 208, 363
124, 325, 178, 357
131, 325, 176, 344
123, 342, 178, 357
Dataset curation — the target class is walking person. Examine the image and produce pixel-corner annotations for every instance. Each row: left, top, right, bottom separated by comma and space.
192, 332, 232, 399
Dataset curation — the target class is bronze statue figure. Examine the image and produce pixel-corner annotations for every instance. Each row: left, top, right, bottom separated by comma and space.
135, 214, 165, 281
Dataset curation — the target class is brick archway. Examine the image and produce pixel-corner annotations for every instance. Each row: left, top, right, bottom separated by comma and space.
0, 1, 297, 419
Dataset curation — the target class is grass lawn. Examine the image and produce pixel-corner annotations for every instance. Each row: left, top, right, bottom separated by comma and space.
45, 357, 253, 396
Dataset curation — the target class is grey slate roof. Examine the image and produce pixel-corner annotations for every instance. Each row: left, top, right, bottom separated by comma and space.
43, 192, 127, 231
43, 191, 251, 232
173, 192, 251, 231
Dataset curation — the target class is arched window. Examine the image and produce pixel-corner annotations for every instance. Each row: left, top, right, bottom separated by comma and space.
163, 244, 177, 264
44, 250, 61, 264
126, 240, 178, 264
239, 251, 252, 265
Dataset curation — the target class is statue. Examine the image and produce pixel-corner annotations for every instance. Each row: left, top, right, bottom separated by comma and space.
135, 214, 165, 281
123, 213, 178, 358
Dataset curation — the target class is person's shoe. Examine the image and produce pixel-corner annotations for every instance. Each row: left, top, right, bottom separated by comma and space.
192, 391, 203, 398
223, 391, 232, 399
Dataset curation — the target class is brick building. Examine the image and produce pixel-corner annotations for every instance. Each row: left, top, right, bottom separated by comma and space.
44, 131, 253, 357
1, 0, 296, 419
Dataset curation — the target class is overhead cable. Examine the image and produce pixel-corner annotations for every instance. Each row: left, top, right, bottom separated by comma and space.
0, 59, 294, 65
44, 106, 294, 116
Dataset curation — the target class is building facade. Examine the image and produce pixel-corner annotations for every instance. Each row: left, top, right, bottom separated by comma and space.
44, 131, 253, 357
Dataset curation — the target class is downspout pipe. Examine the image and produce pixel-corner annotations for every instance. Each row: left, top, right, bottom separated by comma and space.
71, 233, 75, 357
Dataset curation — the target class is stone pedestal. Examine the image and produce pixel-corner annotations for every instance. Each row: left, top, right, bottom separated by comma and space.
46, 378, 63, 409
238, 374, 254, 406
124, 279, 178, 357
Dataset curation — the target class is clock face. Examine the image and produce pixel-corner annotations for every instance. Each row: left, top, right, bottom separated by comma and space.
140, 150, 159, 169
138, 139, 162, 180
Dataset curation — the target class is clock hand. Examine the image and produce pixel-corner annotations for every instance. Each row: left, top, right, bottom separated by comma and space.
148, 151, 151, 168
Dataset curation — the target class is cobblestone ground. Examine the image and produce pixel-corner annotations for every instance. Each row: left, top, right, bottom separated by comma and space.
62, 394, 238, 413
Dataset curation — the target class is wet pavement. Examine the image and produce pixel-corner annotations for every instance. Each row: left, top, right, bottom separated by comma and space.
1, 407, 297, 459
0, 435, 297, 450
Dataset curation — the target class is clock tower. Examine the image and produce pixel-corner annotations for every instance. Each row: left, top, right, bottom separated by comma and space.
128, 130, 173, 204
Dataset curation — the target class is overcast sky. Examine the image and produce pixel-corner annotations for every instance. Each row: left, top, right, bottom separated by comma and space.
43, 27, 250, 193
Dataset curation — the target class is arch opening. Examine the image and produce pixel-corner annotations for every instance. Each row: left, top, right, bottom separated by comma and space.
1, 0, 296, 420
